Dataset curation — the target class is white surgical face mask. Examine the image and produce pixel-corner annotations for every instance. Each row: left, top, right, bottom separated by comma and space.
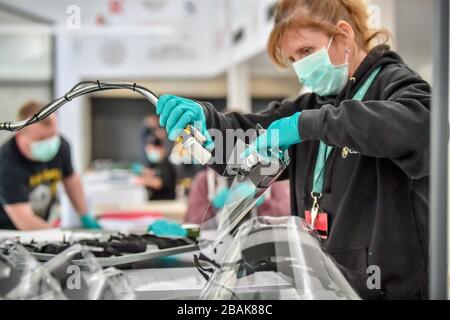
292, 36, 349, 96
146, 150, 162, 164
30, 135, 61, 162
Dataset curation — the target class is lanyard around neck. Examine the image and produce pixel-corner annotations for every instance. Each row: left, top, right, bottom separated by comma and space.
311, 67, 382, 196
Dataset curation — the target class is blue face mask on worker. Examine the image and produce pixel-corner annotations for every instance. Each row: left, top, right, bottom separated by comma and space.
292, 36, 349, 96
30, 135, 61, 162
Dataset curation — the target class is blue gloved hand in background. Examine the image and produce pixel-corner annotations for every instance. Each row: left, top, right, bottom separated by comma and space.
80, 214, 101, 229
156, 95, 212, 146
148, 219, 188, 238
245, 112, 302, 157
254, 195, 266, 207
211, 188, 230, 209
211, 182, 265, 209
131, 162, 144, 175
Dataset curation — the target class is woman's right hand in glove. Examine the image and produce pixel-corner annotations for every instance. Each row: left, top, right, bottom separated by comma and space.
156, 94, 212, 145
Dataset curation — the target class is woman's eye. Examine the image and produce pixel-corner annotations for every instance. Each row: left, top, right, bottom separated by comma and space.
302, 47, 313, 56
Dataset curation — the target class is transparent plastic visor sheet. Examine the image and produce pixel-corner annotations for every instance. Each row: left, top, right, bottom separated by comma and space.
0, 240, 65, 299
199, 216, 361, 300
195, 137, 360, 300
198, 137, 290, 268
0, 240, 135, 300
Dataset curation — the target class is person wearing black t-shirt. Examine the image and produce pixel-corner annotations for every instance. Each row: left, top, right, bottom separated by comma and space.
0, 101, 100, 230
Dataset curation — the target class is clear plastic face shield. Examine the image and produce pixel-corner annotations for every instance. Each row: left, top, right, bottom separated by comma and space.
0, 239, 65, 299
36, 244, 135, 300
0, 240, 135, 300
194, 130, 359, 300
196, 132, 290, 268
199, 216, 360, 300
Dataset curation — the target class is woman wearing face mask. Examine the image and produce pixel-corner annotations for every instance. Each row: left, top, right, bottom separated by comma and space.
156, 0, 430, 299
135, 130, 177, 201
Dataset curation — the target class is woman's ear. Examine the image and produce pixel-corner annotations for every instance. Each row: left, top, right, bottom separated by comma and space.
336, 20, 355, 42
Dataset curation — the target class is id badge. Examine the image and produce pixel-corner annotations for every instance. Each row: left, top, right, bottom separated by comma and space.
305, 210, 329, 239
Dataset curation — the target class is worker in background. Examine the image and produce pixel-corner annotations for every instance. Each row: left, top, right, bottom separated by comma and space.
155, 0, 430, 299
0, 102, 100, 230
134, 128, 176, 200
185, 167, 290, 225
140, 115, 160, 150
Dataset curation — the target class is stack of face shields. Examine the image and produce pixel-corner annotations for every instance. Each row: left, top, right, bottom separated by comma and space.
0, 240, 135, 300
198, 216, 360, 300
0, 240, 65, 299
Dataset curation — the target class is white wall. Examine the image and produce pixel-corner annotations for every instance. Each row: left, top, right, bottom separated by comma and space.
0, 8, 53, 145
0, 85, 52, 145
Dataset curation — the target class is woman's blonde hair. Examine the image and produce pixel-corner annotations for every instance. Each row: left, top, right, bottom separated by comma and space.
268, 0, 391, 67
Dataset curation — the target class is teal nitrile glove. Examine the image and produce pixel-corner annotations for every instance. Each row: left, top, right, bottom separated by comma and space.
131, 162, 144, 175
244, 112, 302, 157
148, 219, 188, 238
217, 182, 257, 207
229, 182, 257, 202
80, 214, 101, 229
156, 94, 213, 146
254, 195, 265, 207
211, 187, 230, 209
212, 183, 263, 209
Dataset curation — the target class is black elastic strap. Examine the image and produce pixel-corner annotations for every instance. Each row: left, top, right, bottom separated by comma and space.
194, 254, 212, 281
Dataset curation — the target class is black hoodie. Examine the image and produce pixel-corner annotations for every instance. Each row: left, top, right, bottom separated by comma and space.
202, 45, 431, 299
